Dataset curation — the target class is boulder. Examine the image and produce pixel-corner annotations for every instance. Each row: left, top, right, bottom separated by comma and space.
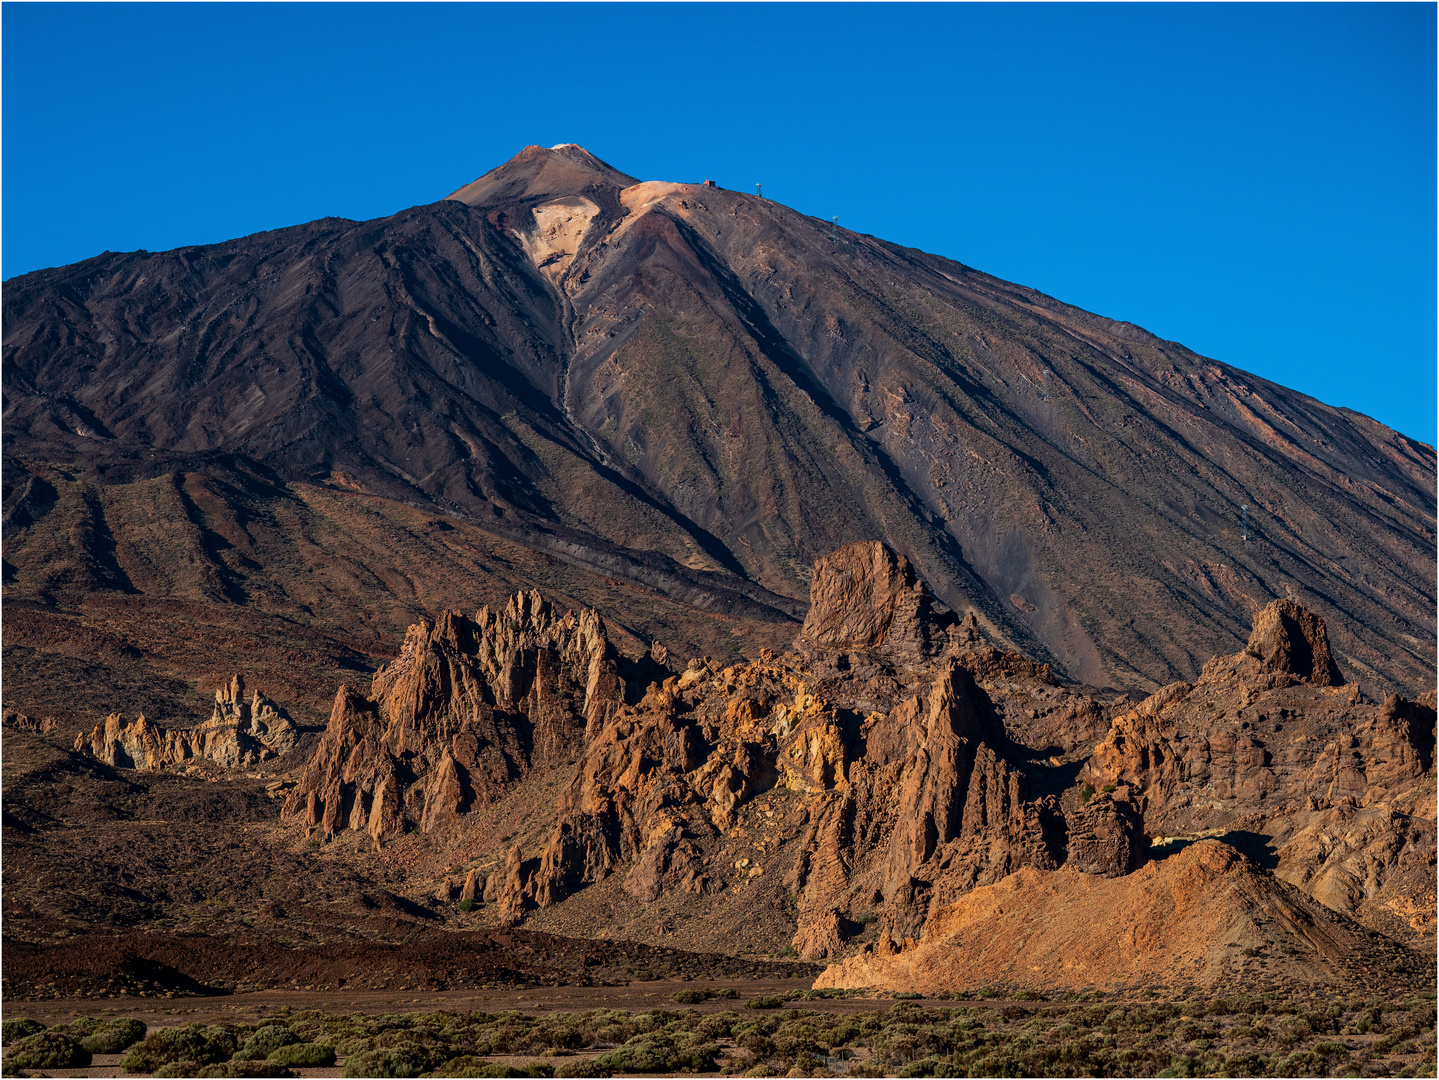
1066, 790, 1146, 877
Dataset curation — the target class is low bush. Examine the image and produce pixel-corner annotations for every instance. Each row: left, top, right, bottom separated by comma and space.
80, 1018, 148, 1053
593, 1031, 718, 1074
268, 1042, 336, 1067
552, 1060, 611, 1078
0, 1020, 44, 1047
235, 1024, 299, 1060
192, 1062, 296, 1079
155, 1062, 203, 1077
745, 995, 787, 1010
121, 1024, 240, 1072
428, 1060, 555, 1078
343, 1045, 431, 1077
4, 1031, 91, 1070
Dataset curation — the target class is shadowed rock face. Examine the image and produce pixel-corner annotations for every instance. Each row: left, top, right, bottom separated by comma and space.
1242, 598, 1346, 687
4, 144, 1433, 697
264, 542, 1433, 971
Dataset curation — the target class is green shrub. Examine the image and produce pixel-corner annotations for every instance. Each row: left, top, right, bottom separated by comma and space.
236, 1024, 299, 1060
1277, 1049, 1325, 1076
0, 1020, 44, 1047
593, 1032, 718, 1074
552, 1060, 611, 1078
739, 1032, 777, 1060
1274, 1018, 1313, 1047
80, 1018, 148, 1054
268, 1042, 336, 1067
343, 1046, 430, 1077
671, 989, 711, 1005
121, 1024, 239, 1072
428, 1060, 555, 1078
5, 1031, 91, 1069
459, 899, 476, 912
155, 1063, 203, 1078
746, 996, 786, 1010
194, 1062, 296, 1079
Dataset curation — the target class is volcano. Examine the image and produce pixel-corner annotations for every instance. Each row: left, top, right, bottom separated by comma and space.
3, 144, 1434, 721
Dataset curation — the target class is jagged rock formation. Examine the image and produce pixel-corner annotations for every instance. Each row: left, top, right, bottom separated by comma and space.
476, 542, 1069, 944
73, 675, 298, 770
794, 541, 958, 665
2, 712, 56, 734
1078, 601, 1436, 942
813, 840, 1428, 993
284, 591, 623, 845
270, 541, 1433, 982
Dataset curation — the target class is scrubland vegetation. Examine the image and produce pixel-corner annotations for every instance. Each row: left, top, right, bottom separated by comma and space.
3, 990, 1435, 1077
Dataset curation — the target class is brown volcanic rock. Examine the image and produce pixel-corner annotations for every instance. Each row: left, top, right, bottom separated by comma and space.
1065, 788, 1146, 878
492, 545, 1065, 958
14, 537, 1438, 985
1078, 601, 1436, 944
73, 675, 298, 771
814, 839, 1427, 994
796, 541, 957, 664
1241, 599, 1346, 686
283, 591, 623, 845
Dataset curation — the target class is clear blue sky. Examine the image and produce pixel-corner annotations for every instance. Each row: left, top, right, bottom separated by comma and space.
5, 3, 1434, 444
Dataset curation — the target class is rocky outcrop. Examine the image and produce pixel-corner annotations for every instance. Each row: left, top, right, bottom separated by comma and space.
3, 712, 57, 734
1065, 789, 1146, 877
782, 658, 1063, 958
795, 542, 957, 667
487, 544, 1064, 949
284, 592, 623, 845
270, 544, 1434, 969
1077, 602, 1436, 944
73, 676, 298, 770
814, 840, 1426, 993
1241, 599, 1346, 687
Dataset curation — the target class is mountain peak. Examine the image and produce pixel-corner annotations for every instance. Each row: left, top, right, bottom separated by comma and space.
446, 143, 638, 207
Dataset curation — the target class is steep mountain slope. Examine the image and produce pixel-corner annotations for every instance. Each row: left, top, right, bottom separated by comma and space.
4, 144, 1433, 699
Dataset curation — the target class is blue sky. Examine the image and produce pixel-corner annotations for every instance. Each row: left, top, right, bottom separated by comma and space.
4, 3, 1434, 443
